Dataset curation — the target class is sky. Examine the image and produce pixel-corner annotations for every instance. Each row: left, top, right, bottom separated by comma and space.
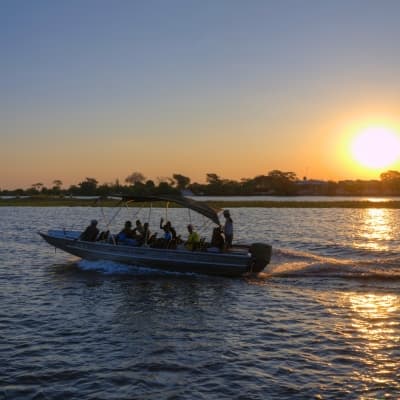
2, 0, 400, 189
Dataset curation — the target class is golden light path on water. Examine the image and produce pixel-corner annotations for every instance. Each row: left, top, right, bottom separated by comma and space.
340, 293, 400, 390
354, 209, 394, 251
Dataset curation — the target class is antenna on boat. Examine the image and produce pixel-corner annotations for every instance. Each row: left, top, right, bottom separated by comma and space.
147, 202, 152, 224
144, 202, 153, 246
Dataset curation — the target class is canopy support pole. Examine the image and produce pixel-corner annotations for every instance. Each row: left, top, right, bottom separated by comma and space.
188, 208, 192, 225
145, 202, 152, 246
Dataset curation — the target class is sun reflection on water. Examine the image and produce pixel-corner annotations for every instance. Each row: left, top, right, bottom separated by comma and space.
355, 209, 394, 251
348, 293, 398, 344
340, 292, 400, 392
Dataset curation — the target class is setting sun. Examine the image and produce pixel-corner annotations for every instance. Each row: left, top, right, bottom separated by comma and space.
350, 127, 400, 169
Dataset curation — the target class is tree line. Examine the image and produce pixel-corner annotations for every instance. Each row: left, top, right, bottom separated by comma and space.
2, 170, 400, 197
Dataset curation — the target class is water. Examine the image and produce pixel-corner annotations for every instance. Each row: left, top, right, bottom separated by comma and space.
1, 206, 400, 399
191, 195, 400, 202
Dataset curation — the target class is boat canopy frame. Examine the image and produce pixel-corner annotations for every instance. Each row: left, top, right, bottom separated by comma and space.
113, 194, 220, 226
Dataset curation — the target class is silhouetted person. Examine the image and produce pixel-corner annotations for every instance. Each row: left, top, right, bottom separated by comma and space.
80, 220, 99, 242
138, 222, 151, 245
211, 226, 225, 251
223, 210, 233, 249
152, 223, 172, 248
160, 218, 177, 239
117, 220, 137, 245
133, 219, 144, 239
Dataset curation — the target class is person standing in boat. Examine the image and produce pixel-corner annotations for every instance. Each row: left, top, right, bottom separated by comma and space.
79, 219, 99, 241
223, 210, 233, 249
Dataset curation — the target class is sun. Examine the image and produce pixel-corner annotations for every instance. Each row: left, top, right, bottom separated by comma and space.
350, 126, 400, 169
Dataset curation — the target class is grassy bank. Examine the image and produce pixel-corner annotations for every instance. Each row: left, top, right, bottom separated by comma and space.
1, 197, 400, 208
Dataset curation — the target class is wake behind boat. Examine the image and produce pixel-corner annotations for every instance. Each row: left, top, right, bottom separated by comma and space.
39, 195, 272, 277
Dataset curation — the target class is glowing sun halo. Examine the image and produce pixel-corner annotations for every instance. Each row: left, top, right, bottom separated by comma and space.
350, 127, 400, 169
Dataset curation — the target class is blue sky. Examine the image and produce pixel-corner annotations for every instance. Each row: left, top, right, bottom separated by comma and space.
2, 0, 400, 188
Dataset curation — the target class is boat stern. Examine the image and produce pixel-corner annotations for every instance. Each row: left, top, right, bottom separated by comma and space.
248, 243, 272, 273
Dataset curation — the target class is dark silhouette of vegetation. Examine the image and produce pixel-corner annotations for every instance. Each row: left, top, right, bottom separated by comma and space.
125, 171, 146, 185
2, 169, 400, 197
172, 174, 191, 190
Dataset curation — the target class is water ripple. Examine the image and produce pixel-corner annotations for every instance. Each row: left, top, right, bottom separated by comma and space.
1, 207, 400, 399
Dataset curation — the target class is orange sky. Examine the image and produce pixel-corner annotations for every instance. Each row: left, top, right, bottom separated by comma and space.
2, 2, 400, 189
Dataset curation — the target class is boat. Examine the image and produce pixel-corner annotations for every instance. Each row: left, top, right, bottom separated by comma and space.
39, 194, 272, 277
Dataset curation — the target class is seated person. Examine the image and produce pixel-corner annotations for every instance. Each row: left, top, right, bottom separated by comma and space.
185, 224, 200, 251
117, 220, 138, 245
152, 224, 173, 248
133, 219, 144, 239
79, 220, 99, 241
210, 226, 225, 251
97, 230, 110, 241
163, 225, 173, 242
160, 218, 178, 240
137, 222, 151, 245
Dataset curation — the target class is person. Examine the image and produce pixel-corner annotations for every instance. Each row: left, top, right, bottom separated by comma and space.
133, 219, 144, 239
223, 210, 233, 249
151, 223, 172, 248
210, 225, 225, 251
97, 230, 110, 242
79, 219, 99, 241
138, 222, 151, 245
160, 218, 177, 240
185, 224, 200, 251
163, 224, 173, 242
117, 220, 137, 245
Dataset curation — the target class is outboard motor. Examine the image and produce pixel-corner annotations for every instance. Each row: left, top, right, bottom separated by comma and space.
248, 243, 272, 273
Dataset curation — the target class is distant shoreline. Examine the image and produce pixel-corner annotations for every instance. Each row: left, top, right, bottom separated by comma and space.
1, 197, 400, 208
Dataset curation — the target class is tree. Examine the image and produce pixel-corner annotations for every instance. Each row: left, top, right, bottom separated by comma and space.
156, 176, 174, 186
268, 170, 297, 182
380, 170, 400, 181
250, 175, 272, 193
52, 179, 63, 189
97, 183, 113, 196
380, 170, 400, 194
206, 173, 221, 185
125, 172, 146, 185
267, 170, 298, 195
78, 177, 98, 195
204, 173, 223, 194
50, 179, 63, 195
172, 174, 191, 190
67, 185, 79, 195
145, 180, 155, 190
155, 181, 179, 195
31, 182, 44, 192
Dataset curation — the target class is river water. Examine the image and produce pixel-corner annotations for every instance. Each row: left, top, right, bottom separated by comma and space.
1, 206, 400, 399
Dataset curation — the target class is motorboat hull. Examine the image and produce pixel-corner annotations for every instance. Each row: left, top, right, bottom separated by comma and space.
39, 230, 271, 277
